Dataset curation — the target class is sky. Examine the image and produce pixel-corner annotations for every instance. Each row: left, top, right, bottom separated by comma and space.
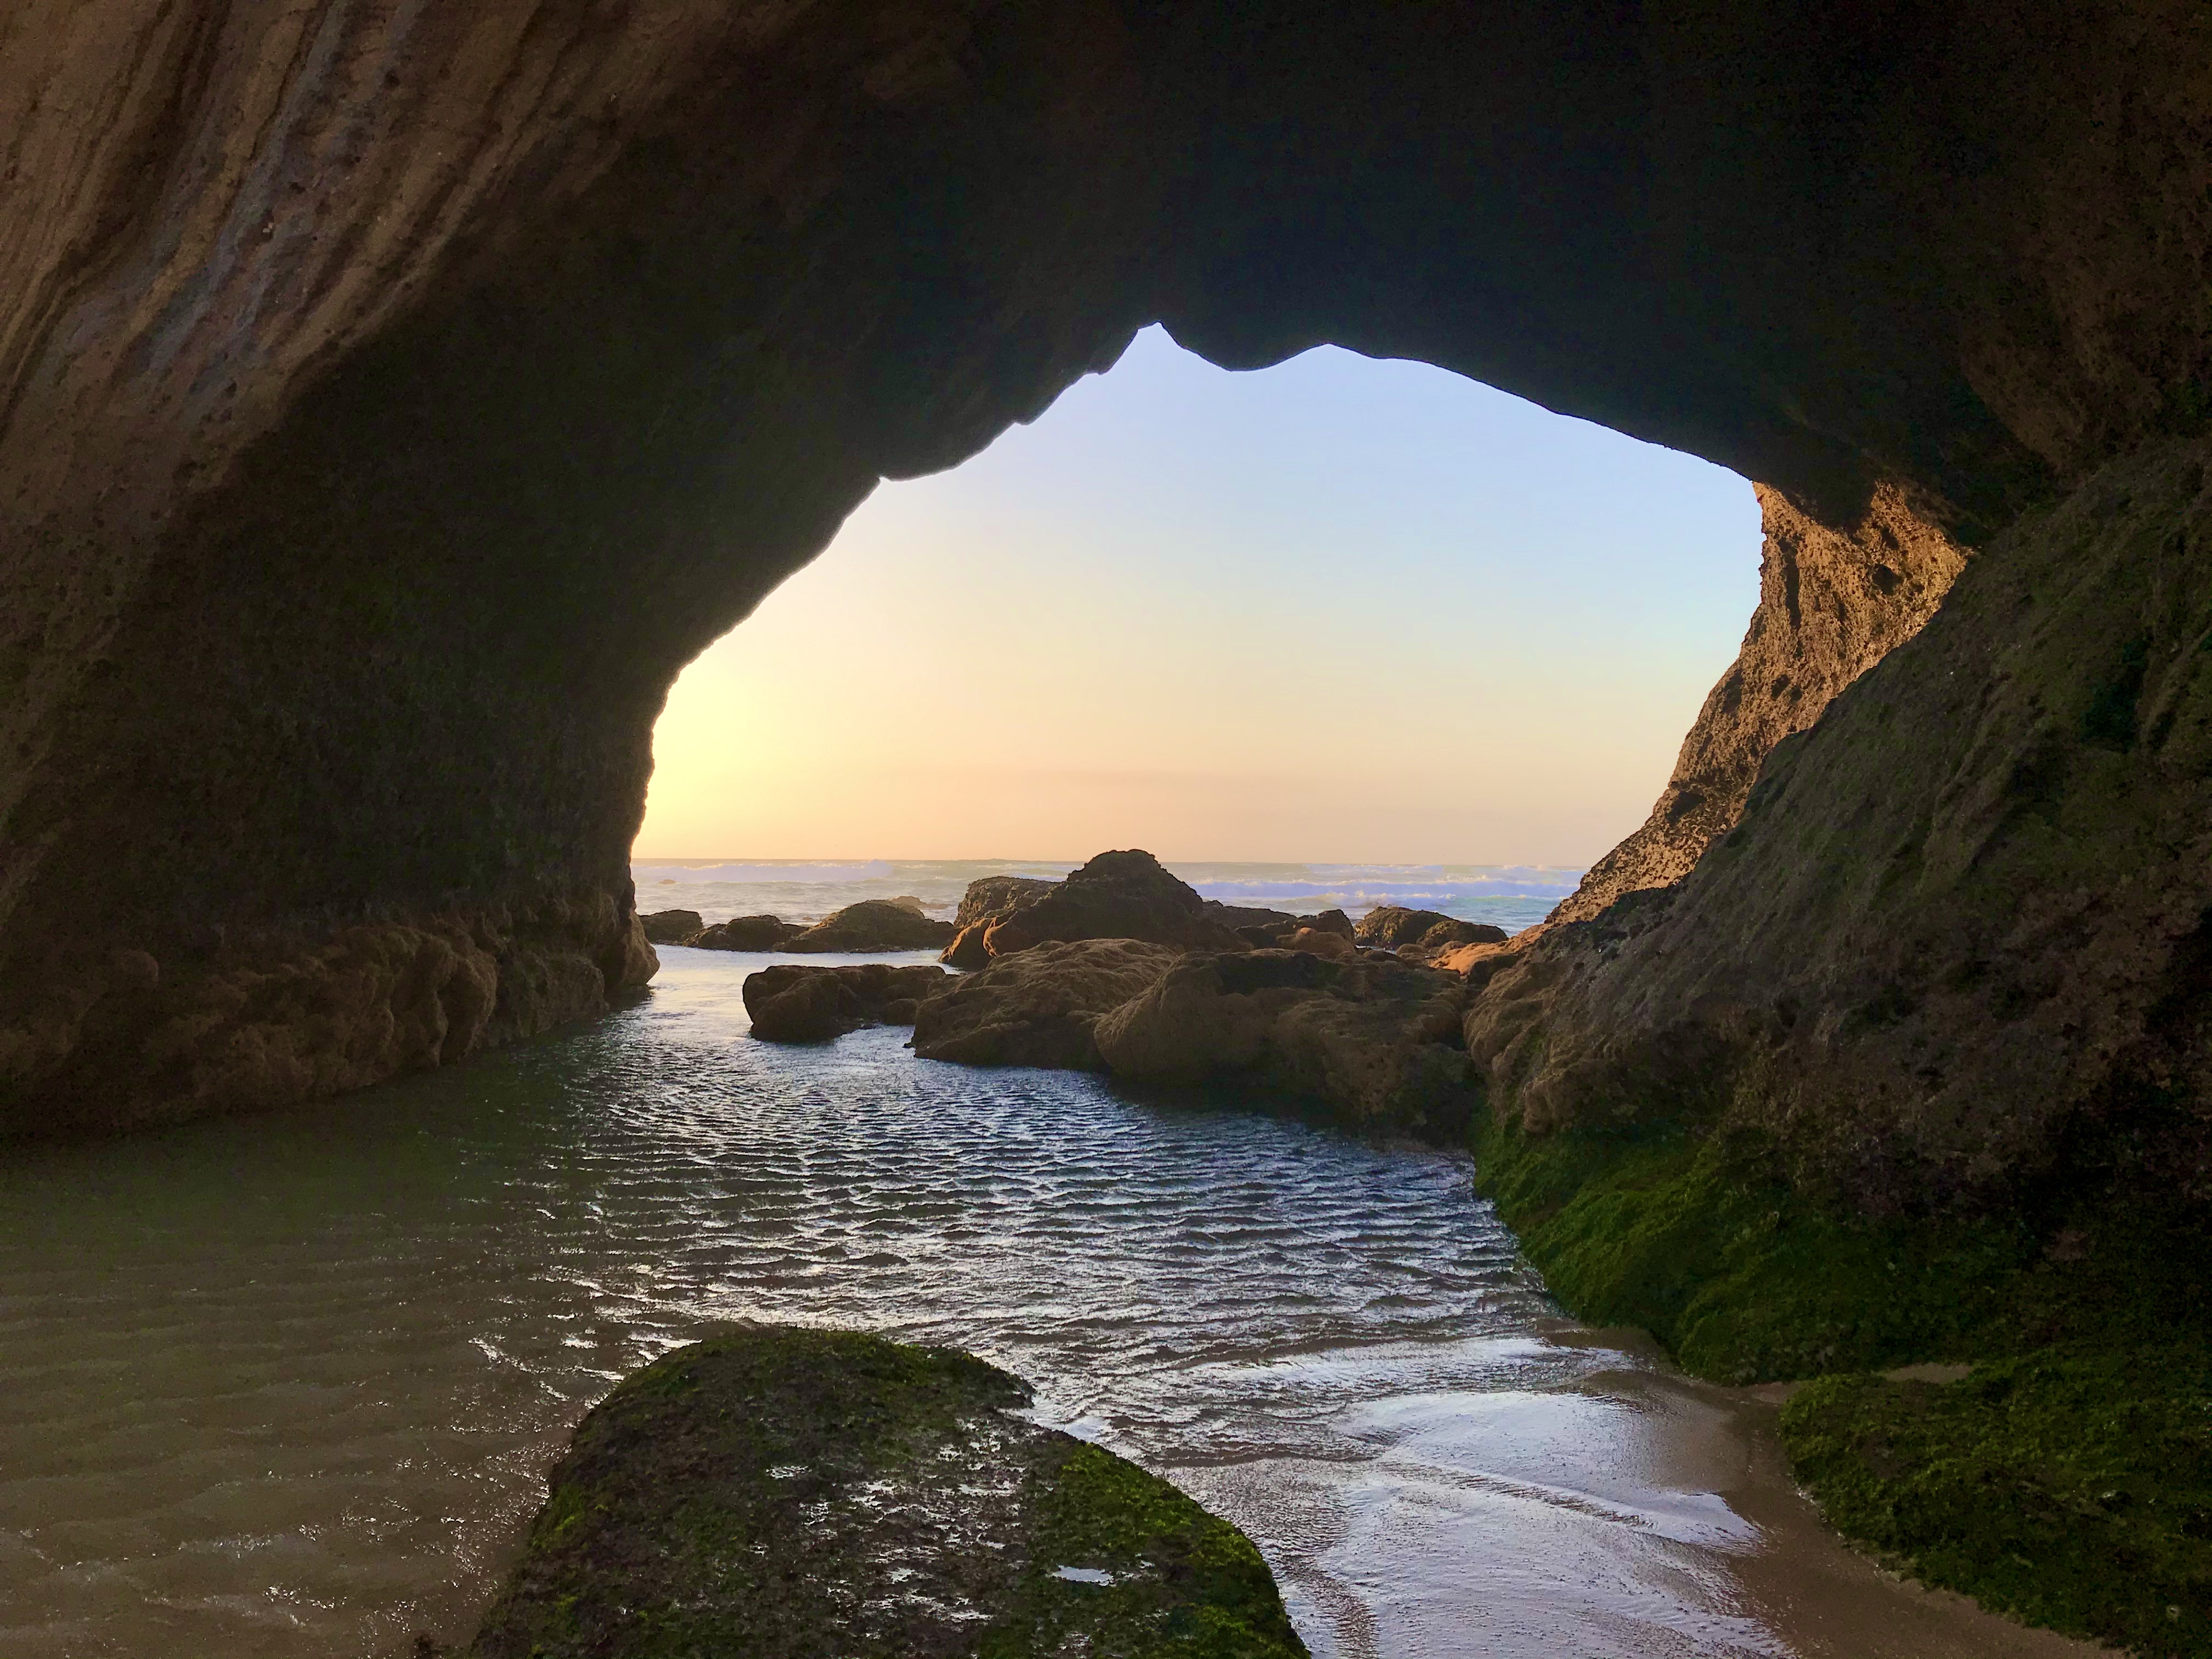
634, 326, 1762, 866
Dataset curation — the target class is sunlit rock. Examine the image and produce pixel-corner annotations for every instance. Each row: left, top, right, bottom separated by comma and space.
911, 938, 1181, 1069
781, 901, 956, 953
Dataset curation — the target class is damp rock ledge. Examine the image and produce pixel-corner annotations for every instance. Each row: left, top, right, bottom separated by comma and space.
458, 1326, 1307, 1659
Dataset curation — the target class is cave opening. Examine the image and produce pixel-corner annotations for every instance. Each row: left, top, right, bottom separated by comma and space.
634, 325, 1762, 873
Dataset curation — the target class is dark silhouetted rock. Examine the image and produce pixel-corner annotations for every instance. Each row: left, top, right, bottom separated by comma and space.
463, 1327, 1305, 1659
693, 915, 804, 951
781, 900, 956, 953
911, 939, 1179, 1069
742, 962, 953, 1042
981, 850, 1241, 957
1282, 927, 1356, 959
639, 908, 704, 944
1095, 951, 1477, 1136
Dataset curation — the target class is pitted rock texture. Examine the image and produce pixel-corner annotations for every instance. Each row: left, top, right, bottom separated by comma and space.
981, 850, 1242, 957
742, 962, 952, 1042
1469, 439, 2212, 1214
464, 1327, 1306, 1659
910, 938, 1180, 1070
1552, 484, 1969, 924
781, 900, 956, 953
3, 0, 2210, 1132
1096, 951, 1478, 1136
640, 909, 705, 944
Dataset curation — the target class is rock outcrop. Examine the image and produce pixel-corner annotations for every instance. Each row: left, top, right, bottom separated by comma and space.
692, 915, 805, 951
910, 939, 1181, 1070
742, 962, 952, 1042
981, 851, 1243, 958
639, 909, 704, 944
781, 901, 957, 954
463, 1327, 1305, 1659
1549, 484, 1970, 925
1096, 951, 1479, 1135
1468, 438, 2212, 1215
1353, 907, 1508, 952
943, 875, 1059, 967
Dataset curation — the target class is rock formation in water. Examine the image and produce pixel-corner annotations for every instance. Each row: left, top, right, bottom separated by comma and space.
692, 914, 806, 951
981, 851, 1244, 958
1097, 951, 1479, 1136
742, 962, 953, 1042
943, 875, 1058, 966
1353, 908, 1508, 953
639, 909, 705, 944
461, 1327, 1306, 1659
780, 901, 957, 953
910, 938, 1182, 1069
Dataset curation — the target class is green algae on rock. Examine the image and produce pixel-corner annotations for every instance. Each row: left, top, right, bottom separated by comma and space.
464, 1327, 1306, 1659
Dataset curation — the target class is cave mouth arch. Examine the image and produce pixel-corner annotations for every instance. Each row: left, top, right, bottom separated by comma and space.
0, 0, 2192, 1141
635, 326, 1762, 873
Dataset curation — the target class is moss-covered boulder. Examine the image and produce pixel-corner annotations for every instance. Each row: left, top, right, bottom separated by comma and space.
465, 1327, 1306, 1659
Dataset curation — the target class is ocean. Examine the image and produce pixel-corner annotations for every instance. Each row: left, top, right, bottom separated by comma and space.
630, 857, 1579, 930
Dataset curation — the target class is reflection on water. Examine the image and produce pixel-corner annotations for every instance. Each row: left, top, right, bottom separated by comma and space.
0, 951, 2098, 1658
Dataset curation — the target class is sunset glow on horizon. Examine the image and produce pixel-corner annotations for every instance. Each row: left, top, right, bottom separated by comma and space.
635, 328, 1762, 866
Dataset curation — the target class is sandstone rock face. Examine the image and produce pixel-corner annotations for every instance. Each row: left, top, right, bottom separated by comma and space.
910, 939, 1180, 1070
640, 909, 704, 945
693, 915, 805, 951
1550, 484, 1970, 925
781, 902, 956, 954
1469, 438, 2212, 1212
742, 962, 952, 1043
1096, 951, 1478, 1135
953, 876, 1059, 929
0, 893, 655, 1136
1354, 908, 1508, 951
464, 1328, 1305, 1659
2, 0, 2209, 1133
982, 851, 1242, 957
944, 874, 1059, 966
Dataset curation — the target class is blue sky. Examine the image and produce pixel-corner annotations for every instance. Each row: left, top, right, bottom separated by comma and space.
637, 325, 1761, 864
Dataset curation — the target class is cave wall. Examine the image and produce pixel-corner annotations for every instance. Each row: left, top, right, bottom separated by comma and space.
2, 0, 2207, 1136
1470, 437, 2212, 1215
1554, 485, 1967, 924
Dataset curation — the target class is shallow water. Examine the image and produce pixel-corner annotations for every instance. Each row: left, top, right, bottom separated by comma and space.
0, 950, 2099, 1657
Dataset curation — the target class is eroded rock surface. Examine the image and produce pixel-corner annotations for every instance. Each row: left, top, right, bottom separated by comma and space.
694, 915, 806, 951
944, 875, 1058, 967
1354, 907, 1508, 952
982, 851, 1242, 957
743, 962, 952, 1042
1551, 484, 1970, 924
1470, 439, 2212, 1213
463, 1327, 1305, 1659
911, 939, 1180, 1069
639, 909, 704, 945
782, 901, 956, 954
1097, 951, 1478, 1135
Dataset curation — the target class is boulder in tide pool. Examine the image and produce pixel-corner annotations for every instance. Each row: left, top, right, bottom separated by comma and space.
1095, 951, 1479, 1136
639, 908, 704, 945
782, 900, 957, 953
910, 938, 1179, 1069
743, 963, 953, 1042
693, 914, 805, 950
982, 850, 1241, 957
1352, 907, 1507, 953
462, 1327, 1307, 1659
